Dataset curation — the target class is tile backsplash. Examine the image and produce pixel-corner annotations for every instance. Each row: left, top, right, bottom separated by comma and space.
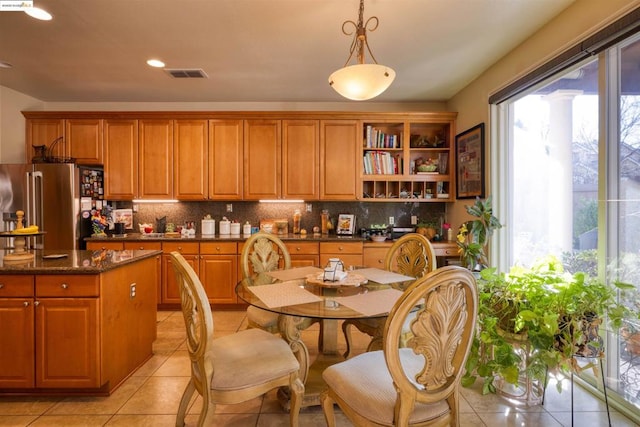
110, 201, 447, 235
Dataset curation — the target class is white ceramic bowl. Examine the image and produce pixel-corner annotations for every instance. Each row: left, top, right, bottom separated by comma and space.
370, 235, 387, 242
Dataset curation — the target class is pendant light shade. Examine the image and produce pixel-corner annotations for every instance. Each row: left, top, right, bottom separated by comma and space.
329, 0, 395, 101
329, 64, 395, 101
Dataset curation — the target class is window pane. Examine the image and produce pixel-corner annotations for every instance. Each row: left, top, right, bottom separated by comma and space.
511, 60, 598, 268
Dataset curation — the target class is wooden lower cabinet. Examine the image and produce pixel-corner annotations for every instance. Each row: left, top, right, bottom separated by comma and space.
162, 242, 199, 305
319, 242, 363, 269
0, 257, 158, 394
86, 241, 124, 251
363, 244, 389, 268
200, 242, 238, 304
285, 241, 319, 267
35, 298, 99, 388
0, 295, 35, 388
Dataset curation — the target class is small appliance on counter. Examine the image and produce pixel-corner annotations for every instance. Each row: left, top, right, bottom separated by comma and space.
360, 226, 415, 241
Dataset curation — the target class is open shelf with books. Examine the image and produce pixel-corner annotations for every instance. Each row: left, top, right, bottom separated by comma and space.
360, 113, 456, 202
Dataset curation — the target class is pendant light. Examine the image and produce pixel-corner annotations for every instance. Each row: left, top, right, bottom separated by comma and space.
328, 0, 395, 101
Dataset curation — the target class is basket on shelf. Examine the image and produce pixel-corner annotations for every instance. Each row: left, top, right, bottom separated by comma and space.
32, 136, 76, 163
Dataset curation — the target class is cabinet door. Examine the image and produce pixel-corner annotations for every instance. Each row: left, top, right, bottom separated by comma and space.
244, 120, 281, 199
139, 120, 173, 199
65, 119, 103, 165
209, 120, 243, 200
162, 253, 199, 304
174, 120, 208, 200
26, 119, 64, 163
35, 298, 100, 388
0, 298, 35, 388
199, 255, 238, 304
363, 246, 389, 268
286, 241, 319, 268
320, 120, 360, 200
282, 120, 319, 200
86, 241, 124, 251
104, 120, 138, 200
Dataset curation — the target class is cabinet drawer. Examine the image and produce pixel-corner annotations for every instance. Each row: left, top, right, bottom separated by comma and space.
200, 242, 237, 254
36, 275, 99, 297
285, 242, 319, 255
162, 241, 199, 254
320, 242, 363, 254
124, 241, 162, 251
0, 275, 34, 297
432, 244, 458, 257
363, 247, 388, 267
86, 241, 124, 251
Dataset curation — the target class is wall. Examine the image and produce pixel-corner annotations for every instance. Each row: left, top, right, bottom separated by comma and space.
445, 0, 640, 231
0, 86, 43, 163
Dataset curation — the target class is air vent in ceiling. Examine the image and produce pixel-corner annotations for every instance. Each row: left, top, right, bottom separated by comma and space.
164, 68, 208, 78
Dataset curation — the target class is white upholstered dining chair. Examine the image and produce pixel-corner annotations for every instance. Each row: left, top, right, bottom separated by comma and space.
342, 233, 437, 357
170, 251, 304, 427
321, 265, 478, 427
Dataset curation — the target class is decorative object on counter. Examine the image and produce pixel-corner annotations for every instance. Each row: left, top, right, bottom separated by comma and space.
182, 221, 196, 237
321, 209, 330, 235
1, 210, 42, 264
219, 217, 230, 235
138, 223, 152, 234
370, 235, 387, 242
336, 214, 356, 235
313, 226, 321, 236
166, 222, 175, 232
230, 221, 241, 235
114, 222, 126, 236
243, 221, 252, 236
91, 208, 111, 237
293, 209, 301, 234
201, 214, 215, 235
155, 216, 167, 233
415, 222, 438, 241
274, 219, 288, 235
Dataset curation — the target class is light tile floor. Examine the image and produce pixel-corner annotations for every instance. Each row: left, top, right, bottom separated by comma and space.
1, 310, 638, 426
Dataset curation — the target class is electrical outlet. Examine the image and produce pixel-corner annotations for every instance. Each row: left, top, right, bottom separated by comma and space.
389, 216, 395, 225
226, 203, 233, 212
411, 216, 418, 225
306, 203, 312, 213
129, 283, 136, 299
132, 204, 138, 213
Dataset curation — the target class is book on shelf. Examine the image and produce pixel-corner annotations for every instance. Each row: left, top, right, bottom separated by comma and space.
365, 125, 402, 149
363, 151, 400, 175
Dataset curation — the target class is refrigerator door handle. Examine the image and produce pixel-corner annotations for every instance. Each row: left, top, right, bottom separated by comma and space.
26, 171, 44, 249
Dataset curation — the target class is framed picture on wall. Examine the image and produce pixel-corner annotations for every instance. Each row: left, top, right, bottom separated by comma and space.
455, 123, 485, 199
336, 214, 356, 235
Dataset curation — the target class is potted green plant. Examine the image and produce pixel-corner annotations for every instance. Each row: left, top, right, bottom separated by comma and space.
462, 255, 638, 395
456, 196, 502, 271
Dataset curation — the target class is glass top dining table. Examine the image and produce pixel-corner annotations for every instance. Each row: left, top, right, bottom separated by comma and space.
235, 266, 416, 408
234, 267, 415, 320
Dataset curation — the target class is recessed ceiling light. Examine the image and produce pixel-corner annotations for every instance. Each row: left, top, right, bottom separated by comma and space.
147, 59, 165, 68
0, 61, 12, 69
24, 7, 53, 21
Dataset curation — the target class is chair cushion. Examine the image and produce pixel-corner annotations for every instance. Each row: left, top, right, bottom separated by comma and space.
211, 328, 298, 391
322, 348, 449, 425
247, 305, 279, 329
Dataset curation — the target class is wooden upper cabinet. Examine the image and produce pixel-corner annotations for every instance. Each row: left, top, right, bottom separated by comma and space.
174, 120, 208, 200
209, 120, 243, 200
26, 119, 64, 163
282, 120, 319, 200
139, 120, 173, 199
320, 120, 360, 200
243, 120, 281, 200
65, 119, 103, 165
104, 119, 138, 200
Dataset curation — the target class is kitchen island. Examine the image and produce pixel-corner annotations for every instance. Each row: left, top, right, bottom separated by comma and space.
0, 249, 161, 396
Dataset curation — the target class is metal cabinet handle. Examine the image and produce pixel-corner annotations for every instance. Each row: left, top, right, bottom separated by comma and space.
23, 301, 29, 307
61, 283, 69, 289
296, 247, 301, 251
178, 246, 183, 251
216, 246, 221, 251
0, 283, 4, 289
34, 301, 40, 306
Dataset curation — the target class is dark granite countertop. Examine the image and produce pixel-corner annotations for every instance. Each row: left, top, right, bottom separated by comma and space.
86, 233, 368, 243
0, 249, 162, 274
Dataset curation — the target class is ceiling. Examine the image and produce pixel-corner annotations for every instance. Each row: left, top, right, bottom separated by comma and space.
0, 0, 576, 104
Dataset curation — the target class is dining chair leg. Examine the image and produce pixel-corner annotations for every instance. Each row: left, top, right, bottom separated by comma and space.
176, 380, 196, 427
320, 389, 337, 427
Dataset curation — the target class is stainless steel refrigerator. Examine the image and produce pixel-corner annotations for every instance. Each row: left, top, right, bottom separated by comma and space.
0, 163, 103, 250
